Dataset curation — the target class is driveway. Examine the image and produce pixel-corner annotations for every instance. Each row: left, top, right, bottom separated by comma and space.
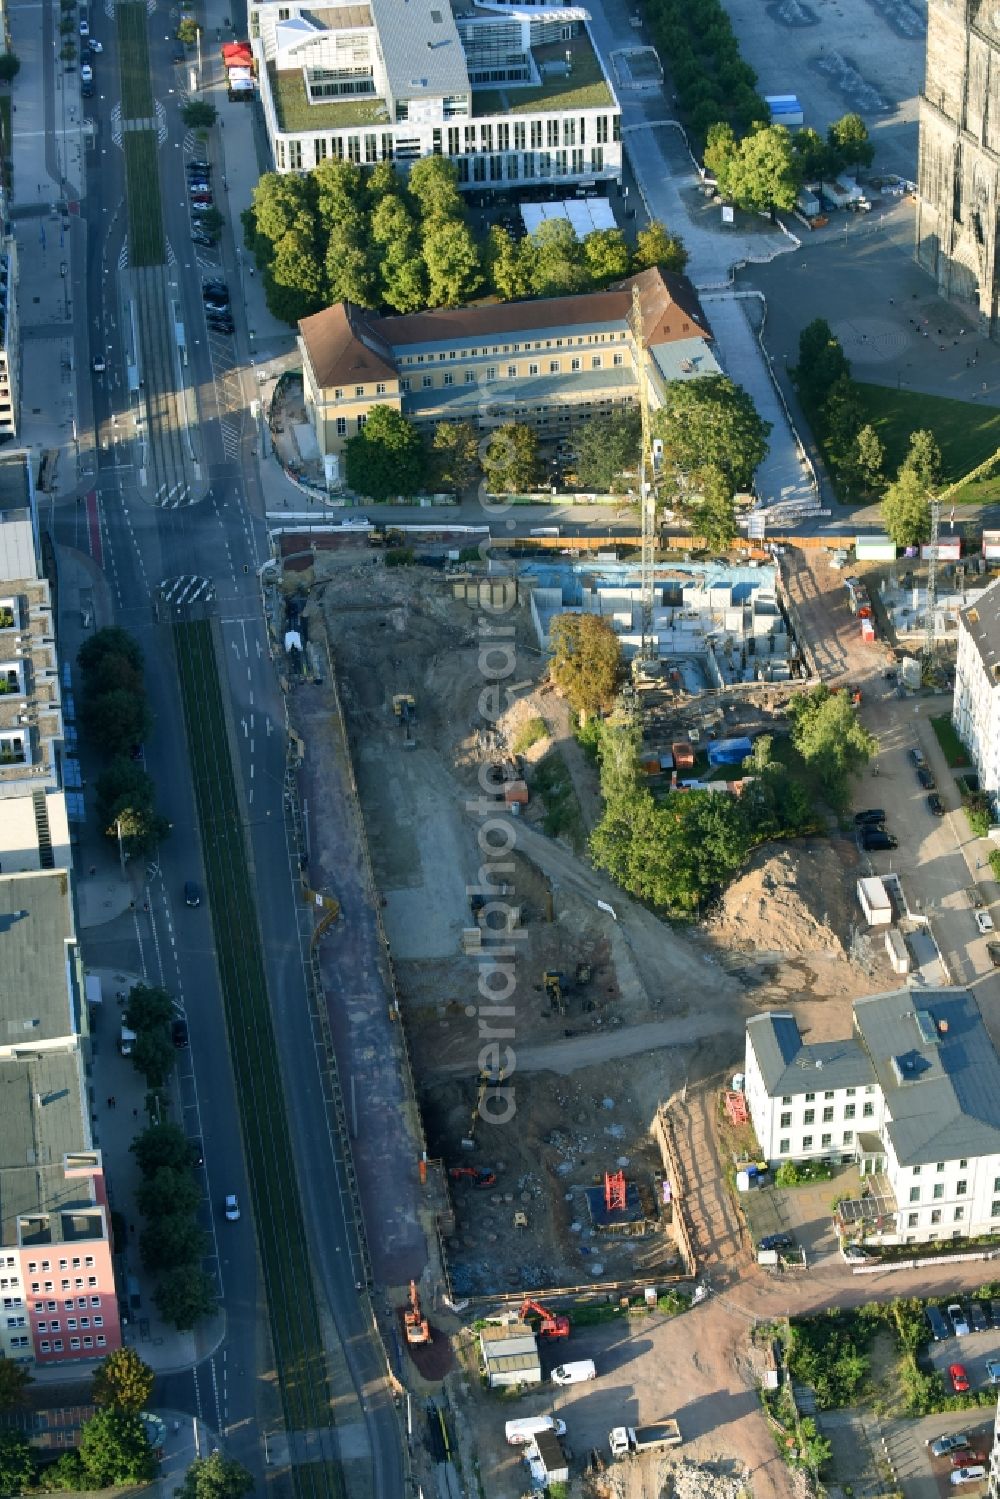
885, 1411, 993, 1499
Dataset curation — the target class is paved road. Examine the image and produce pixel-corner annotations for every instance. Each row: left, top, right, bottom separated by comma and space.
67, 13, 404, 1495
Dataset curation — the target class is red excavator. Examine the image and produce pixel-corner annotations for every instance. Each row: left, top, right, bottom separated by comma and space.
520, 1298, 570, 1339
449, 1165, 497, 1188
404, 1280, 431, 1345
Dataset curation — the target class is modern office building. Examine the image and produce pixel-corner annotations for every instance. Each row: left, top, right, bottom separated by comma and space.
746, 989, 1000, 1245
916, 0, 1000, 334
298, 265, 719, 457
954, 576, 1000, 801
249, 0, 622, 191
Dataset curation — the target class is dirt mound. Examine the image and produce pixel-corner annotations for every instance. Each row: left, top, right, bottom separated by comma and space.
706, 842, 857, 957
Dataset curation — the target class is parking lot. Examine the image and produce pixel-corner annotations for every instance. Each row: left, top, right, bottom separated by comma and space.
926, 1304, 1000, 1393
742, 1164, 857, 1269
885, 1411, 994, 1499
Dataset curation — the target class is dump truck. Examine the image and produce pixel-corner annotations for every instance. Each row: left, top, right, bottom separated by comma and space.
609, 1421, 682, 1457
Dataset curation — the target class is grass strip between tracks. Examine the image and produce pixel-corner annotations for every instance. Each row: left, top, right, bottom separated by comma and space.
116, 2, 155, 120
122, 131, 165, 267
173, 620, 344, 1499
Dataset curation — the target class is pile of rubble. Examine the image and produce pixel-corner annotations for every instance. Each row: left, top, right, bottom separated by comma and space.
705, 843, 856, 958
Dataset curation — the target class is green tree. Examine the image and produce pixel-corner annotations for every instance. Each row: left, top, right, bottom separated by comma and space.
181, 100, 217, 128
524, 219, 587, 297
132, 1122, 196, 1178
91, 1348, 155, 1413
366, 159, 399, 201
549, 614, 624, 719
486, 225, 530, 301
631, 220, 689, 274
80, 689, 151, 757
137, 1166, 202, 1223
828, 112, 874, 172
851, 424, 885, 494
381, 249, 428, 314
581, 227, 631, 286
140, 1213, 206, 1273
482, 423, 540, 493
250, 174, 315, 252
345, 405, 426, 500
153, 1266, 216, 1330
47, 1452, 85, 1491
371, 194, 423, 310
787, 685, 876, 806
422, 217, 481, 307
903, 428, 943, 490
96, 760, 167, 857
313, 158, 364, 228
881, 464, 931, 547
651, 374, 770, 491
268, 227, 326, 320
0, 1431, 34, 1497
796, 319, 851, 410
0, 1362, 31, 1412
324, 216, 376, 307
78, 627, 144, 684
176, 17, 198, 43
176, 1451, 255, 1499
575, 410, 641, 492
79, 1408, 156, 1488
132, 1028, 175, 1089
822, 374, 865, 475
125, 984, 174, 1033
690, 464, 737, 550
792, 126, 837, 189
704, 121, 737, 183
407, 156, 463, 221
0, 54, 21, 83
428, 421, 480, 493
724, 123, 801, 214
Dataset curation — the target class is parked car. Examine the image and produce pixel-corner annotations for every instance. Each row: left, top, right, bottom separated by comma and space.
189, 191, 213, 206
171, 1017, 189, 1049
928, 1432, 970, 1456
854, 809, 886, 826
968, 1300, 988, 1333
224, 1193, 240, 1222
947, 1303, 970, 1337
187, 159, 211, 174
949, 1363, 971, 1392
191, 228, 216, 248
204, 294, 229, 314
171, 41, 186, 62
990, 1300, 1000, 1329
187, 178, 211, 194
976, 910, 995, 934
927, 793, 945, 817
917, 766, 936, 789
188, 1138, 204, 1168
951, 1468, 985, 1486
207, 314, 234, 333
89, 37, 102, 51
910, 747, 927, 768
862, 831, 898, 851
202, 279, 229, 301
926, 1306, 951, 1342
758, 1232, 794, 1251
91, 354, 106, 374
80, 63, 93, 84
951, 1449, 988, 1467
79, 18, 89, 37
190, 202, 216, 216
986, 1359, 1000, 1384
184, 880, 201, 907
81, 81, 94, 97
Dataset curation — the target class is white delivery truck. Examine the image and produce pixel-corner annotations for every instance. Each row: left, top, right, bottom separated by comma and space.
505, 1415, 567, 1446
551, 1360, 596, 1385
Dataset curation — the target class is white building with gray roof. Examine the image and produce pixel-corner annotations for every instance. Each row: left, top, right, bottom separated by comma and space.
954, 576, 1000, 801
746, 989, 1000, 1245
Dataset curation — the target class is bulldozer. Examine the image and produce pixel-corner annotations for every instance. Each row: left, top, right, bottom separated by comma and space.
404, 1279, 431, 1345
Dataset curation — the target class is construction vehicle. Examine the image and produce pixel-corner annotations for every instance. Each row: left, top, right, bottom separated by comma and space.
449, 1165, 496, 1188
520, 1298, 570, 1339
369, 524, 405, 548
392, 693, 416, 749
543, 970, 565, 1016
404, 1279, 431, 1345
609, 1420, 682, 1457
464, 1060, 510, 1145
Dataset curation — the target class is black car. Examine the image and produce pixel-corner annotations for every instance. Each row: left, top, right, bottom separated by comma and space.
203, 281, 230, 303
854, 809, 886, 827
207, 317, 235, 335
989, 942, 1000, 969
969, 1300, 989, 1333
191, 228, 216, 248
171, 41, 186, 62
759, 1232, 794, 1251
862, 830, 898, 851
990, 1300, 1000, 1329
184, 880, 201, 907
189, 1138, 204, 1168
927, 793, 945, 816
186, 160, 211, 175
171, 1017, 189, 1049
917, 766, 936, 790
81, 81, 94, 97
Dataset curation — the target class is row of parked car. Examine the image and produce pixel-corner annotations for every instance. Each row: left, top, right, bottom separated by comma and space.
926, 1427, 988, 1486
853, 808, 898, 852
926, 1298, 1000, 1341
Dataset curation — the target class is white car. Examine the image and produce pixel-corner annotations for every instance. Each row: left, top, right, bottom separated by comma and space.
224, 1193, 240, 1222
976, 910, 995, 934
91, 354, 106, 374
79, 18, 89, 36
952, 1469, 986, 1486
948, 1302, 971, 1337
80, 63, 93, 83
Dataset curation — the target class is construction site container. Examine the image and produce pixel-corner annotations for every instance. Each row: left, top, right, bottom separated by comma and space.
983, 531, 1000, 559
922, 538, 961, 560
855, 534, 897, 561
671, 741, 694, 769
857, 877, 891, 926
707, 736, 753, 768
861, 619, 876, 642
885, 928, 910, 974
504, 780, 529, 807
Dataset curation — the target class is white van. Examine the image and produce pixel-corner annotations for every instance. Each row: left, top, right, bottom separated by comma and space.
951, 1469, 986, 1486
504, 1415, 567, 1446
551, 1360, 596, 1385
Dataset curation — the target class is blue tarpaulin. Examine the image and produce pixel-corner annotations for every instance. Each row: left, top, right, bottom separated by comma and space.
707, 736, 753, 767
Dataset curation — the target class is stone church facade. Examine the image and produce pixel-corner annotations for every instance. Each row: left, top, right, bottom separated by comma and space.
916, 0, 1000, 334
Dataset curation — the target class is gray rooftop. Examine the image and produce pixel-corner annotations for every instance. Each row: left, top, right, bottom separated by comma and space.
854, 987, 1000, 1167
0, 1051, 94, 1243
747, 1012, 877, 1096
369, 0, 469, 102
0, 870, 77, 1047
404, 363, 634, 421
651, 337, 722, 384
0, 451, 31, 517
960, 576, 1000, 686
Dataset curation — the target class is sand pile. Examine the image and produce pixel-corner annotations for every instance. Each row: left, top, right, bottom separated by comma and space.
706, 842, 857, 956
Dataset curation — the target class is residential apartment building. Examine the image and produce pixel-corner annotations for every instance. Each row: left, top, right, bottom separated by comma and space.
0, 868, 120, 1363
953, 576, 1000, 801
250, 0, 622, 191
746, 988, 1000, 1245
989, 1394, 1000, 1499
298, 266, 719, 457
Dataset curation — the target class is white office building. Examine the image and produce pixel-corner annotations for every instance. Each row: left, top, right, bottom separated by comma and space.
954, 577, 1000, 801
746, 989, 1000, 1246
249, 0, 622, 190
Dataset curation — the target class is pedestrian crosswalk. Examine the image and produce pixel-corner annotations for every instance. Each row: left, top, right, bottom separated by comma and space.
221, 421, 240, 459
154, 481, 192, 509
117, 240, 129, 271
159, 575, 216, 610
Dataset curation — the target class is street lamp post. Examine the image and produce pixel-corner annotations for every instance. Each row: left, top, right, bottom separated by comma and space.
115, 818, 128, 882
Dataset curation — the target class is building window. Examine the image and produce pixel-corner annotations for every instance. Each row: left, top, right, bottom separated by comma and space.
780, 1111, 791, 1129
549, 360, 560, 374
356, 416, 366, 433
957, 1179, 967, 1195
464, 372, 476, 385
821, 1133, 831, 1147
993, 1201, 1000, 1218
53, 1340, 63, 1352
909, 1187, 920, 1203
844, 1104, 855, 1119
571, 357, 581, 372
931, 1209, 942, 1224
863, 1102, 874, 1118
486, 367, 498, 381
336, 418, 347, 438
613, 352, 624, 367
528, 363, 539, 376
507, 365, 517, 379
912, 1166, 921, 1177
846, 1087, 856, 1097
422, 376, 433, 389
843, 1130, 853, 1145
97, 1336, 106, 1347
94, 1316, 103, 1328
802, 1135, 813, 1150
779, 1139, 789, 1155
400, 379, 410, 393
591, 355, 602, 370
355, 386, 364, 398
375, 383, 386, 395
954, 1206, 965, 1222
937, 1161, 945, 1172
443, 373, 454, 386
803, 1109, 815, 1125
822, 1107, 834, 1123
781, 1096, 791, 1105
69, 1338, 80, 1350
39, 1342, 49, 1354
67, 1319, 77, 1331
933, 1183, 944, 1199
960, 1159, 968, 1169
907, 1212, 918, 1228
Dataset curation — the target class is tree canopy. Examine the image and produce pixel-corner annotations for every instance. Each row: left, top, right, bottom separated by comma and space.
481, 423, 540, 494
787, 685, 876, 806
903, 428, 943, 490
713, 123, 801, 213
0, 1363, 30, 1413
132, 1121, 196, 1177
0, 1431, 34, 1498
154, 1266, 216, 1331
796, 319, 852, 411
428, 421, 480, 494
690, 465, 738, 551
881, 464, 931, 547
574, 411, 641, 493
345, 406, 426, 501
176, 1452, 255, 1499
828, 112, 875, 171
632, 220, 689, 275
96, 759, 169, 857
78, 1408, 157, 1488
91, 1349, 155, 1413
549, 614, 624, 720
651, 374, 770, 492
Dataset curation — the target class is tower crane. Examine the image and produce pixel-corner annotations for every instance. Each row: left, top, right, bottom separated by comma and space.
923, 445, 1000, 660
633, 281, 658, 658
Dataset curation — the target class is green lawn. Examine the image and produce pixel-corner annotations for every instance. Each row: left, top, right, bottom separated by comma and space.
473, 35, 613, 115
930, 714, 969, 768
856, 383, 1000, 503
173, 621, 345, 1499
116, 2, 154, 120
123, 131, 164, 267
267, 64, 389, 131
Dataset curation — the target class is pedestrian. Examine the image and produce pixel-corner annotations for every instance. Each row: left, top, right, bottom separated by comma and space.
142, 900, 149, 912
129, 899, 135, 909
110, 1096, 116, 1109
129, 1223, 135, 1235
248, 265, 254, 277
889, 297, 894, 305
107, 1096, 113, 1109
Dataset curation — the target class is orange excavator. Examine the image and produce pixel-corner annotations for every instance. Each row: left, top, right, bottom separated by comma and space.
520, 1298, 570, 1339
449, 1165, 497, 1188
404, 1279, 431, 1345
